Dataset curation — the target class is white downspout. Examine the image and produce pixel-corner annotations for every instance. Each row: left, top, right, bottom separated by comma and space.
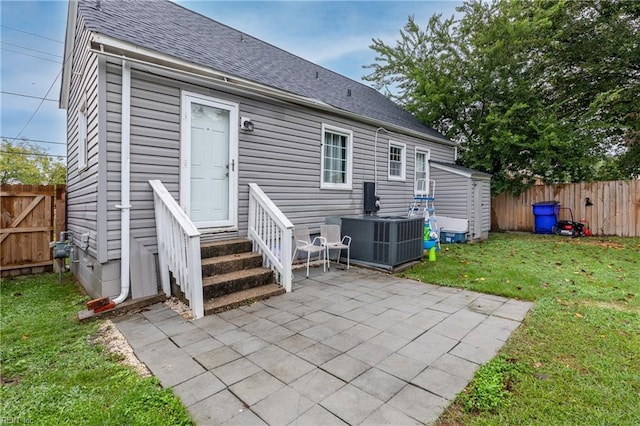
113, 59, 131, 304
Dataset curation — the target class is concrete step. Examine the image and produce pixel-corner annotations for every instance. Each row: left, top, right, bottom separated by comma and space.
203, 283, 285, 315
202, 267, 274, 299
201, 252, 263, 277
200, 238, 253, 259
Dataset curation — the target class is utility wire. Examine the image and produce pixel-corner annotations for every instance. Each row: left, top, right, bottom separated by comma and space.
1, 41, 63, 58
1, 25, 64, 43
5, 23, 74, 147
8, 68, 63, 143
1, 91, 58, 103
0, 150, 66, 159
0, 47, 63, 64
1, 136, 66, 146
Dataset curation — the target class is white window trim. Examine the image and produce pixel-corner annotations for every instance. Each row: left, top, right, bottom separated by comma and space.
320, 123, 353, 190
77, 96, 88, 171
388, 141, 406, 181
414, 147, 431, 196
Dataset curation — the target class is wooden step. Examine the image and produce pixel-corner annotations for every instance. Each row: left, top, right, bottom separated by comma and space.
203, 283, 285, 315
202, 267, 273, 299
200, 238, 253, 259
201, 252, 263, 277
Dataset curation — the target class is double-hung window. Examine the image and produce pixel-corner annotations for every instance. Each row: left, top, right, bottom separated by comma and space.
321, 124, 352, 189
77, 97, 88, 171
388, 141, 406, 181
415, 148, 430, 196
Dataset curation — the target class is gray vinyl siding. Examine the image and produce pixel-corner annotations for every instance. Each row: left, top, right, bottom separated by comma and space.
430, 167, 470, 219
101, 62, 455, 259
65, 12, 100, 259
97, 56, 108, 263
105, 61, 183, 259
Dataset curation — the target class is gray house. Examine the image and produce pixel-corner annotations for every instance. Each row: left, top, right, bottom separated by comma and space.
60, 0, 490, 317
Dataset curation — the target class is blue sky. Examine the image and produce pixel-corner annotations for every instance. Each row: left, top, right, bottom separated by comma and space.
1, 0, 461, 160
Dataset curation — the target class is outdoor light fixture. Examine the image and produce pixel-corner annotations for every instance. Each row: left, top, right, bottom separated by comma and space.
585, 197, 593, 207
241, 117, 254, 132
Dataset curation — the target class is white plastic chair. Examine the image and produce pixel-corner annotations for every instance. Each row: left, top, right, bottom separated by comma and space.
293, 227, 327, 278
321, 224, 351, 270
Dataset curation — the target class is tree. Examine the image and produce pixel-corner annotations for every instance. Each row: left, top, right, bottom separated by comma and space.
1, 139, 66, 185
365, 0, 639, 194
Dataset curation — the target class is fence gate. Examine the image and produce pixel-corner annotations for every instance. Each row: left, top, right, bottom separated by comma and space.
1, 184, 66, 277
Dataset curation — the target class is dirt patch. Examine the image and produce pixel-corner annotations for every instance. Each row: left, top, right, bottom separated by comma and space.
572, 240, 626, 249
164, 296, 193, 320
89, 298, 193, 379
91, 321, 151, 378
579, 300, 639, 314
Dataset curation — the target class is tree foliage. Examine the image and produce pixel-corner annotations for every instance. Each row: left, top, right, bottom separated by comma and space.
365, 0, 639, 194
1, 139, 66, 185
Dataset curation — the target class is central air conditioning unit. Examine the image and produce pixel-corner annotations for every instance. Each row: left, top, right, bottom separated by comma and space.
340, 216, 423, 270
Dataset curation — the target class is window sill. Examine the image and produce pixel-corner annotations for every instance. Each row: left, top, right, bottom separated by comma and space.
320, 184, 352, 191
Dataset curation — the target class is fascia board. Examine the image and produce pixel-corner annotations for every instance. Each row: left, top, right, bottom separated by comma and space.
59, 0, 78, 110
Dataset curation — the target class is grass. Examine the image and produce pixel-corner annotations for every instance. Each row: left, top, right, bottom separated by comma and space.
401, 232, 640, 425
0, 273, 192, 425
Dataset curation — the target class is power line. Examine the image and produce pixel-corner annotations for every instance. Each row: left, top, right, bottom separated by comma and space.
1, 25, 64, 43
1, 91, 58, 103
8, 68, 63, 143
0, 150, 66, 159
1, 41, 63, 58
0, 47, 63, 64
1, 136, 66, 146
6, 24, 77, 145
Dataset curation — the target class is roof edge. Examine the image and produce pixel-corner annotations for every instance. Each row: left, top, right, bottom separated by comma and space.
90, 33, 456, 147
59, 0, 78, 110
431, 161, 492, 179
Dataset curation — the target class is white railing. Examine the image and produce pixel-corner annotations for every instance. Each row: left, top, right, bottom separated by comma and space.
248, 183, 294, 292
149, 180, 204, 319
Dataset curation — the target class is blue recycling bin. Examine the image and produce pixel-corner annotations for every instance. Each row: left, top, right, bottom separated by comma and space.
532, 201, 560, 234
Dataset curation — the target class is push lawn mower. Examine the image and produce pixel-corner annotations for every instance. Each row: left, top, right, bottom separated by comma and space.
556, 207, 587, 237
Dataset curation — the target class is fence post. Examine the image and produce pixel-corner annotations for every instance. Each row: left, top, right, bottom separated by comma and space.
55, 185, 66, 237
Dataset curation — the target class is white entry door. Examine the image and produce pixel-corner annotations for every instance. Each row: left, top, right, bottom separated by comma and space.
180, 92, 238, 229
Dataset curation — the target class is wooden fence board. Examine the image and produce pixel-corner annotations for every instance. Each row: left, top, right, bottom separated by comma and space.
1, 184, 67, 276
491, 180, 640, 237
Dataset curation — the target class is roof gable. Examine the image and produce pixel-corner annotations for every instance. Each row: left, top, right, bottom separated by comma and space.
72, 0, 450, 142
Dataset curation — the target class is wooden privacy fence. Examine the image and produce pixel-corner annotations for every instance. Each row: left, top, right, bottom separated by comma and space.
492, 180, 640, 237
1, 184, 66, 277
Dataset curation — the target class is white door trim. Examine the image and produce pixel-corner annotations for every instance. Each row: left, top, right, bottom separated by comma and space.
180, 91, 239, 229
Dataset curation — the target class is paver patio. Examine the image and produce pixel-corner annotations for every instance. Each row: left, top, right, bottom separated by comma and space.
113, 266, 532, 425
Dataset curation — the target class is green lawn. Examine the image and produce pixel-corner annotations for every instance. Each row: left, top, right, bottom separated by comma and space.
401, 233, 640, 425
0, 273, 192, 425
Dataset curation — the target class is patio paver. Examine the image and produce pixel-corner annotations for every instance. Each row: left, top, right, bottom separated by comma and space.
115, 266, 532, 425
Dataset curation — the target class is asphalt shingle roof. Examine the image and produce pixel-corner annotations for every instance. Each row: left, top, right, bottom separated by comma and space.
77, 0, 449, 142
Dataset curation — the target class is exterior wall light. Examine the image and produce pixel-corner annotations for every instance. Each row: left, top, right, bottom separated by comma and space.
241, 117, 254, 132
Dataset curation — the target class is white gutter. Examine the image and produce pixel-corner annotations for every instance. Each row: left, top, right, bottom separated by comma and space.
113, 59, 131, 305
87, 34, 456, 148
